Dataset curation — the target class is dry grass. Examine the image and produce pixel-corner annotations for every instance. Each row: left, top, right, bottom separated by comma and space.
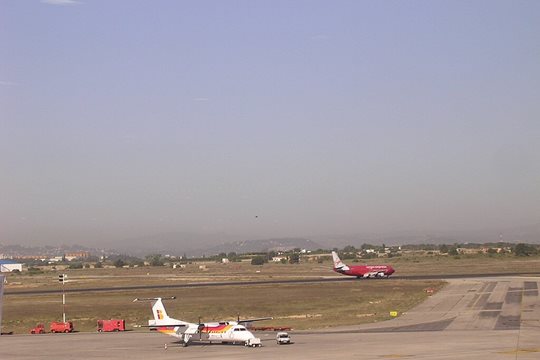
6, 254, 540, 293
2, 280, 443, 334
3, 253, 538, 334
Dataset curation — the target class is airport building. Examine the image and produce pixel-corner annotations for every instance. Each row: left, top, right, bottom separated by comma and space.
0, 260, 23, 273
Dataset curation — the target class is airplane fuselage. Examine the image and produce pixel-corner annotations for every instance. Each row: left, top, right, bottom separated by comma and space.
334, 264, 395, 278
156, 322, 255, 344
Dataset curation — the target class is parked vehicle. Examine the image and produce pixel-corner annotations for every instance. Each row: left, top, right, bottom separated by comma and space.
276, 332, 291, 345
50, 321, 74, 333
30, 324, 45, 334
97, 319, 125, 332
244, 337, 262, 347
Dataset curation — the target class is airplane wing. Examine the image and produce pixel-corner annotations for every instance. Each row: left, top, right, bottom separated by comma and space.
139, 324, 188, 328
237, 317, 273, 323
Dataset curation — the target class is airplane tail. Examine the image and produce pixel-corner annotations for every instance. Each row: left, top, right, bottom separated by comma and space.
133, 297, 187, 326
331, 251, 349, 271
152, 298, 171, 323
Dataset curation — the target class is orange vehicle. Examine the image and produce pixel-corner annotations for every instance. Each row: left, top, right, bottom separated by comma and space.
50, 321, 74, 333
30, 324, 45, 334
97, 319, 125, 332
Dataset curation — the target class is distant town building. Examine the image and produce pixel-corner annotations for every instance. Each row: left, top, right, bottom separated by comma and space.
0, 260, 23, 272
14, 255, 45, 260
65, 252, 91, 261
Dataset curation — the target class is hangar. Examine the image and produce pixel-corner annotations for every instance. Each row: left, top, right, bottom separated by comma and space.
0, 260, 23, 273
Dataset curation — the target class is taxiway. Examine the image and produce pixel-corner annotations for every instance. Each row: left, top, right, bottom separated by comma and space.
1, 276, 538, 359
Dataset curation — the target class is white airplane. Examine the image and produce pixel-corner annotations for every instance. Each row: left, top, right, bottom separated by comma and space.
133, 297, 270, 347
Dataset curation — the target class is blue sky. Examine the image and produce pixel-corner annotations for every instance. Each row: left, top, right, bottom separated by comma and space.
1, 0, 539, 245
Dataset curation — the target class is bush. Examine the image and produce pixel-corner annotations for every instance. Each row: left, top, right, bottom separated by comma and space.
113, 259, 126, 268
251, 256, 266, 265
514, 243, 538, 257
27, 267, 43, 274
289, 253, 300, 264
145, 254, 164, 266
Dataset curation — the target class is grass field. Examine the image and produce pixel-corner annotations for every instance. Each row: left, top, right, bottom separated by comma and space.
5, 253, 540, 292
2, 254, 539, 334
2, 280, 443, 334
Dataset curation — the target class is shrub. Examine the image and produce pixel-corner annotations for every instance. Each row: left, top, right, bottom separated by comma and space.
250, 256, 266, 265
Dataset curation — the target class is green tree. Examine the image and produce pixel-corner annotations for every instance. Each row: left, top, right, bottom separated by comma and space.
251, 256, 266, 265
113, 259, 126, 268
514, 243, 538, 257
145, 254, 164, 266
439, 244, 449, 254
289, 253, 300, 264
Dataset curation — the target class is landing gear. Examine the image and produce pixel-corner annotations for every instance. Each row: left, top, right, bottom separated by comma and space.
182, 333, 192, 347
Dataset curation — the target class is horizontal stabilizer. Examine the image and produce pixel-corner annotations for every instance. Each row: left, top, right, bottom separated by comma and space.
133, 296, 176, 302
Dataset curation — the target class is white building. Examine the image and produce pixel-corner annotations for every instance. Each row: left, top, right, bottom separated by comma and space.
0, 260, 23, 272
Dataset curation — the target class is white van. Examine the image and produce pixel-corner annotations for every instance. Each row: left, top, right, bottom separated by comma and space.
276, 332, 291, 345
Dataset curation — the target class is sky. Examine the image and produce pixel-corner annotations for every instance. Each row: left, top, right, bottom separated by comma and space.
1, 0, 539, 246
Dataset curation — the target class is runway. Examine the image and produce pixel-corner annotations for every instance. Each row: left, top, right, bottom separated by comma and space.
5, 271, 540, 295
1, 276, 539, 359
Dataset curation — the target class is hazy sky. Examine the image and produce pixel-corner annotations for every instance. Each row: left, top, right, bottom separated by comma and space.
1, 0, 539, 245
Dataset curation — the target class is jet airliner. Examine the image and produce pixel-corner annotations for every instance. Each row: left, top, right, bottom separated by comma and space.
332, 251, 395, 278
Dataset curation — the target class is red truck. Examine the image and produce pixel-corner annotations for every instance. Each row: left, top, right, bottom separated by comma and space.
30, 324, 45, 334
97, 319, 125, 332
50, 321, 74, 333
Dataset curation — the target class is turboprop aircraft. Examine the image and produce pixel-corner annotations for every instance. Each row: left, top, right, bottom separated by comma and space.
133, 297, 271, 347
332, 251, 395, 278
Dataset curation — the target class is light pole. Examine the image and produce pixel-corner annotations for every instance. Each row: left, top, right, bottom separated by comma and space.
58, 274, 67, 322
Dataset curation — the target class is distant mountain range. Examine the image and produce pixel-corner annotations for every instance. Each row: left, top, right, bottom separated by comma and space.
3, 224, 539, 258
310, 223, 540, 249
104, 233, 323, 257
108, 223, 539, 257
202, 238, 323, 255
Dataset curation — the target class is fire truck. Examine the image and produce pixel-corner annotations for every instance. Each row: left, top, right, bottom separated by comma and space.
30, 324, 45, 334
97, 319, 125, 332
50, 321, 74, 333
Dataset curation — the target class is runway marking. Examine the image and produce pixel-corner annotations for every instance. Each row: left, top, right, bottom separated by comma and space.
379, 354, 413, 358
497, 348, 539, 355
